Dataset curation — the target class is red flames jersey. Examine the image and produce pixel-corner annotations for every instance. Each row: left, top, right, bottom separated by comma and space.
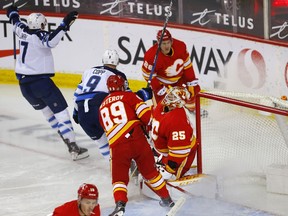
52, 200, 100, 216
99, 91, 151, 147
142, 38, 197, 91
151, 103, 195, 166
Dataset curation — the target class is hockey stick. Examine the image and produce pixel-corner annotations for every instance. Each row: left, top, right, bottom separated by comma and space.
129, 162, 138, 178
12, 0, 16, 66
166, 181, 196, 197
13, 31, 16, 66
146, 0, 173, 88
142, 180, 186, 216
166, 196, 186, 216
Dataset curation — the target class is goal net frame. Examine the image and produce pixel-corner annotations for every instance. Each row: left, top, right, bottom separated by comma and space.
194, 91, 288, 174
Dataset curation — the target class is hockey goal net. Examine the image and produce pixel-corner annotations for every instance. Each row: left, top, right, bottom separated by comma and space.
195, 91, 288, 177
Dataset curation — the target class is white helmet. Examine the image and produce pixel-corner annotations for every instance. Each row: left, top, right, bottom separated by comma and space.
27, 13, 47, 30
102, 49, 119, 66
162, 86, 190, 109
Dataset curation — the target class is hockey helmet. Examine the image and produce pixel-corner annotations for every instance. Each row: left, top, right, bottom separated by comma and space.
162, 86, 190, 109
107, 75, 125, 92
78, 183, 99, 200
102, 49, 119, 66
27, 13, 47, 30
157, 29, 172, 43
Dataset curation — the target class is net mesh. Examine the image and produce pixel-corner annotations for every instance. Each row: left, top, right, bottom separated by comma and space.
198, 91, 288, 177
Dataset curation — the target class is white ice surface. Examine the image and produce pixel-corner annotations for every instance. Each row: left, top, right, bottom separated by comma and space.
0, 84, 287, 216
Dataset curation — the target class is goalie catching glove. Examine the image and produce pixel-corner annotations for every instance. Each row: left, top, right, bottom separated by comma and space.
60, 11, 78, 31
184, 80, 200, 112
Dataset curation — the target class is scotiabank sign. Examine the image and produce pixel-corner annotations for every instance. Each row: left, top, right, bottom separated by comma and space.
1, 0, 287, 42
237, 49, 266, 89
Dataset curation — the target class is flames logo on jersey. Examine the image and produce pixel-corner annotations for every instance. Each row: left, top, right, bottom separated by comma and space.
165, 59, 184, 77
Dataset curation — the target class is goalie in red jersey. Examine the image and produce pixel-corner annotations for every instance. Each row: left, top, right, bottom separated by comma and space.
142, 29, 200, 111
52, 183, 100, 216
99, 75, 174, 216
151, 86, 198, 180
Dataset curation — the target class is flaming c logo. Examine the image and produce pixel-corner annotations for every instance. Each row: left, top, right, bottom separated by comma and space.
237, 49, 266, 89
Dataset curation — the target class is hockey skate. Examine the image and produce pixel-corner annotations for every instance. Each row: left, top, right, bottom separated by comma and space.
65, 140, 89, 161
109, 201, 126, 216
58, 131, 89, 161
159, 196, 175, 208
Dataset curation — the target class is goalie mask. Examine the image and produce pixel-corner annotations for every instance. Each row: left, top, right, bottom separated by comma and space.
78, 183, 99, 200
102, 49, 119, 66
162, 86, 190, 110
27, 13, 47, 30
107, 75, 125, 92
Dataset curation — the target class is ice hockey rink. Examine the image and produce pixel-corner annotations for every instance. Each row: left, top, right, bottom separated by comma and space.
1, 84, 288, 216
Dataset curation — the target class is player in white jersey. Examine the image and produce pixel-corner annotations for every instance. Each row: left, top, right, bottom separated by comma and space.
73, 49, 153, 160
6, 5, 88, 161
73, 50, 129, 160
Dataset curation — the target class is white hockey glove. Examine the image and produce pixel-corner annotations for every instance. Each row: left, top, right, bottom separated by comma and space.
157, 85, 168, 96
158, 165, 176, 181
155, 154, 176, 181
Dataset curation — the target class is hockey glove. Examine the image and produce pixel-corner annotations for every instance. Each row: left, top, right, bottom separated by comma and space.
155, 155, 175, 180
156, 85, 168, 96
60, 11, 78, 31
185, 97, 196, 112
158, 164, 176, 181
6, 5, 19, 24
72, 109, 79, 124
136, 87, 153, 101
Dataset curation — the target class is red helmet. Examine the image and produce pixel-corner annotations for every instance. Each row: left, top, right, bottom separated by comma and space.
157, 29, 172, 42
78, 183, 99, 200
107, 75, 125, 92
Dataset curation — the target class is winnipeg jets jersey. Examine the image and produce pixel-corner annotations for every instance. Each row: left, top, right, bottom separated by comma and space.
13, 21, 66, 76
74, 66, 128, 102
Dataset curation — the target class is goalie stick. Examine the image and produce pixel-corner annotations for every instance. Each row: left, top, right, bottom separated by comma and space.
142, 181, 186, 216
166, 196, 186, 216
166, 181, 196, 197
165, 173, 213, 197
146, 0, 173, 88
